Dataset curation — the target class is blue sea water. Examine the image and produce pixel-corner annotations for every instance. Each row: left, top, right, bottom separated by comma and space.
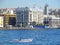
0, 29, 60, 45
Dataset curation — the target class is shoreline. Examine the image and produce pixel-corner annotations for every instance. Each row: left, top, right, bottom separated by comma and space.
2, 28, 43, 30
0, 27, 60, 30
0, 27, 45, 30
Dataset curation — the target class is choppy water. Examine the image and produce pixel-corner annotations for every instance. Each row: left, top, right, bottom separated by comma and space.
0, 29, 60, 45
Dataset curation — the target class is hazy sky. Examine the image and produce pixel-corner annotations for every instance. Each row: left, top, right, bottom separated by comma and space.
0, 0, 60, 8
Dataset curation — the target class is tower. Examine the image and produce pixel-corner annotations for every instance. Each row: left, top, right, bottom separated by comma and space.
44, 4, 48, 15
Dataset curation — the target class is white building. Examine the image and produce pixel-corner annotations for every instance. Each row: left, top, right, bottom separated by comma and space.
16, 7, 43, 27
43, 15, 60, 28
0, 8, 15, 14
49, 18, 60, 28
43, 15, 56, 26
29, 8, 43, 24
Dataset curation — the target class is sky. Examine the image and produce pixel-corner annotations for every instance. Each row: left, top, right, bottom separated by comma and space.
0, 0, 60, 9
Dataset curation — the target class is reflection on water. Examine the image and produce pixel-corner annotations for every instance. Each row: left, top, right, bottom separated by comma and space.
0, 29, 60, 45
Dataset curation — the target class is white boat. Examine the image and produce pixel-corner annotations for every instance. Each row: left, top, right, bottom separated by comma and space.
11, 38, 33, 42
19, 39, 33, 42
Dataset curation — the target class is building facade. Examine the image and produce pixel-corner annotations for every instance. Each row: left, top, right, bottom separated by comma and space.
0, 15, 4, 28
43, 15, 56, 26
29, 8, 43, 24
4, 14, 16, 26
0, 14, 16, 28
0, 8, 16, 14
43, 15, 60, 28
16, 7, 43, 27
49, 18, 60, 28
16, 7, 29, 27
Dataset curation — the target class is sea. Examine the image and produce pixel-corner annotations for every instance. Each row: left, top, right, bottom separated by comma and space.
0, 29, 60, 45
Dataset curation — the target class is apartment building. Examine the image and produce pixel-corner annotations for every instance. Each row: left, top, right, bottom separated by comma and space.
16, 7, 43, 27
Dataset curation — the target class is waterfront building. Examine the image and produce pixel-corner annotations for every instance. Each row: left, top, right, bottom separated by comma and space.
0, 13, 16, 28
29, 8, 43, 24
4, 14, 16, 27
43, 15, 56, 26
16, 7, 43, 27
43, 15, 60, 28
16, 7, 29, 27
49, 18, 60, 28
0, 8, 16, 27
0, 14, 4, 28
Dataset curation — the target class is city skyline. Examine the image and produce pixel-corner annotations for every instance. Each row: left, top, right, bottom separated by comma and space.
0, 0, 60, 9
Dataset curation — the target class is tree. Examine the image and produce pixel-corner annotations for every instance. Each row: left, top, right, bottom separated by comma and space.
32, 21, 36, 26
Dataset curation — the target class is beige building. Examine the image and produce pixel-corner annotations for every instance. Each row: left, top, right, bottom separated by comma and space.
0, 13, 16, 28
4, 14, 16, 26
0, 15, 4, 28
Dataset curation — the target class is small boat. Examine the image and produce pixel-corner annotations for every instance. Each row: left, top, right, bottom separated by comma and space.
11, 38, 33, 42
19, 39, 33, 42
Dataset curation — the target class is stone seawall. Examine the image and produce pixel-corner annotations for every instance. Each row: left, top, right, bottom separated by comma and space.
0, 27, 44, 30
